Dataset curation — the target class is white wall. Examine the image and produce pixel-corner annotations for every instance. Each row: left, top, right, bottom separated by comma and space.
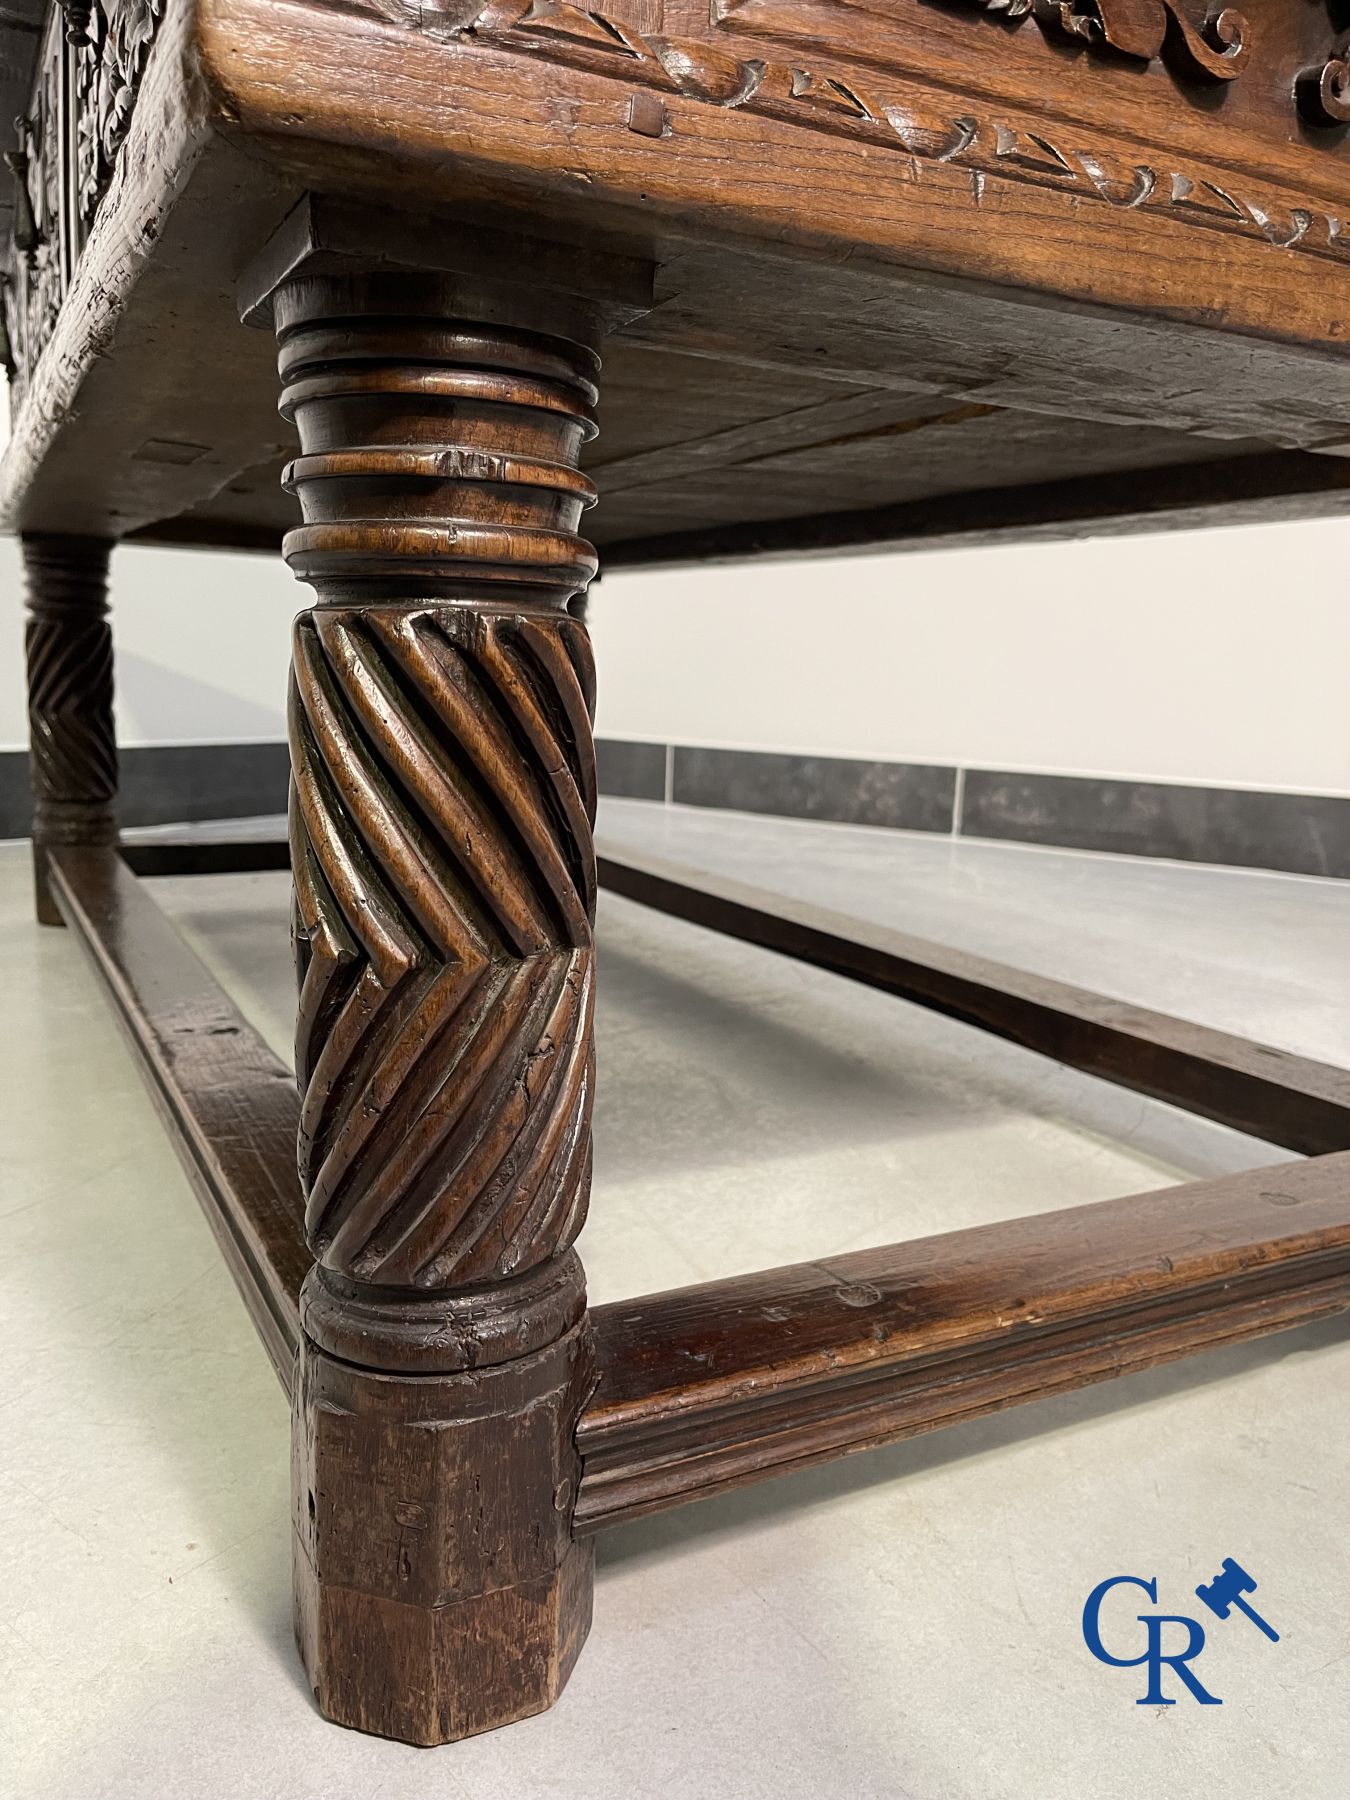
0, 534, 294, 750
3, 499, 1349, 799
588, 520, 1350, 797
0, 394, 296, 752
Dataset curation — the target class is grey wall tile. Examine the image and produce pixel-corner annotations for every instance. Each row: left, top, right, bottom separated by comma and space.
961, 769, 1350, 878
0, 742, 290, 838
596, 738, 666, 802
672, 747, 956, 833
0, 752, 30, 838
120, 743, 290, 827
4, 734, 1346, 882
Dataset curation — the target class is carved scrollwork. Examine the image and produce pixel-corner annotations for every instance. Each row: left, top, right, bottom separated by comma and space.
58, 2, 94, 45
1023, 0, 1249, 82
5, 11, 70, 396
74, 0, 166, 234
714, 0, 1250, 83
1297, 40, 1350, 128
651, 40, 765, 104
1076, 150, 1156, 207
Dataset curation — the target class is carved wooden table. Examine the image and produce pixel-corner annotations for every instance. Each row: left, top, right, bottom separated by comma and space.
6, 0, 1350, 1749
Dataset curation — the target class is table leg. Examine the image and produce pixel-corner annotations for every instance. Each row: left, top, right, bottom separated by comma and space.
22, 533, 117, 926
271, 269, 603, 1743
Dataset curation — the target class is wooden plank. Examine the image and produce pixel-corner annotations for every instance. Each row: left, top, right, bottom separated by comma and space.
590, 392, 997, 495
601, 451, 1350, 569
596, 848, 1350, 1156
578, 1152, 1350, 1529
47, 846, 304, 1384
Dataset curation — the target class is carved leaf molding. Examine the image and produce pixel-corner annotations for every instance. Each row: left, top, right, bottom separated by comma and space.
346, 0, 1350, 271
6, 0, 1347, 396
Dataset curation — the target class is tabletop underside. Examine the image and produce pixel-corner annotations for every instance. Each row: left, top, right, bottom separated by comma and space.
6, 0, 1350, 563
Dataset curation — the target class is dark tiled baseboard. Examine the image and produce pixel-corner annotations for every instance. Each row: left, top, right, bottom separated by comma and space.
0, 741, 290, 838
598, 738, 1350, 880
960, 770, 1350, 880
595, 737, 666, 802
4, 738, 1345, 880
672, 747, 956, 834
120, 742, 291, 829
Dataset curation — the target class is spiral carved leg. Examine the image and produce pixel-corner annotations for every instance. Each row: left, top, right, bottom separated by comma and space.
270, 267, 608, 1744
22, 534, 117, 926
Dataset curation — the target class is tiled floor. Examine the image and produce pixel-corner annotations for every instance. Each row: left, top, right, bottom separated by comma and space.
3, 807, 1347, 1798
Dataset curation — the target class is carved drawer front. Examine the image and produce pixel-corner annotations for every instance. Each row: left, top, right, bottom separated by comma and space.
3, 0, 165, 397
4, 7, 71, 400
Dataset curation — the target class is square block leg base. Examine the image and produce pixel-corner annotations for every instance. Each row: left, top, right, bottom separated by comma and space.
292, 1323, 595, 1746
294, 1533, 594, 1745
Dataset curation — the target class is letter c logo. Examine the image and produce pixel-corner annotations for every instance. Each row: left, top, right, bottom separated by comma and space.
1082, 1575, 1158, 1667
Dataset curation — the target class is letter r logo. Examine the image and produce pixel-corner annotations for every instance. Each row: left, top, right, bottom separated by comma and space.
1081, 1575, 1222, 1706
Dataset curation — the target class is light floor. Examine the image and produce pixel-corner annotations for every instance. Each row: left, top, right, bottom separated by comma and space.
2, 805, 1347, 1799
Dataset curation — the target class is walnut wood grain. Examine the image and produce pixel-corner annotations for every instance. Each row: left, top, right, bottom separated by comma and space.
600, 448, 1350, 567
23, 533, 116, 925
578, 1151, 1350, 1528
596, 848, 1350, 1155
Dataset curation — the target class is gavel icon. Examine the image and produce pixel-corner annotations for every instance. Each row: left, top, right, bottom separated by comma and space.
1194, 1558, 1279, 1643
